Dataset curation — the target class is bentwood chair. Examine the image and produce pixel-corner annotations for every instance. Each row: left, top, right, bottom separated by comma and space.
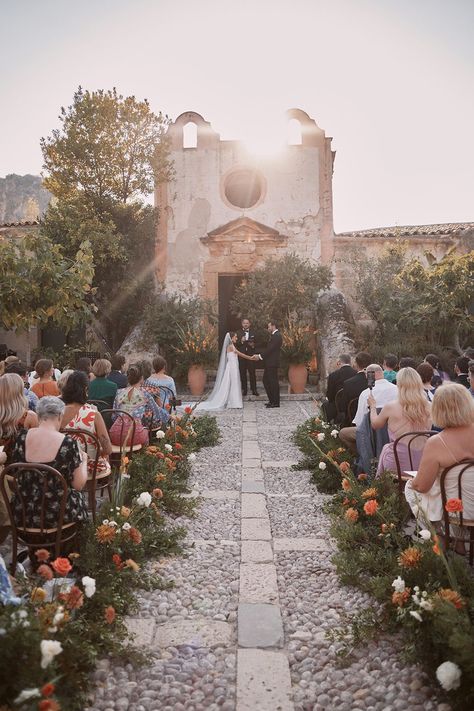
334, 388, 345, 424
100, 409, 141, 466
393, 431, 435, 495
347, 398, 359, 426
61, 428, 110, 522
0, 463, 79, 574
440, 459, 474, 565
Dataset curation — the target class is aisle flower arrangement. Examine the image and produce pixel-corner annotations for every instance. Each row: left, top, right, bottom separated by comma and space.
293, 420, 474, 710
0, 409, 220, 711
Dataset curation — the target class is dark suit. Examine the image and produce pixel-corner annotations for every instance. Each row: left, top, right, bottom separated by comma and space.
260, 330, 282, 406
237, 329, 257, 395
322, 364, 357, 421
340, 371, 368, 426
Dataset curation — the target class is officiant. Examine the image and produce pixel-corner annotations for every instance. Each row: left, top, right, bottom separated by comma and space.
236, 318, 258, 396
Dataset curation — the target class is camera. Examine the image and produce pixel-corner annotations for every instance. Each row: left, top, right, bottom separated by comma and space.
366, 370, 376, 390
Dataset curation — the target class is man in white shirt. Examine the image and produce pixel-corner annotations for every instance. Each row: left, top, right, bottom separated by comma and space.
339, 364, 397, 453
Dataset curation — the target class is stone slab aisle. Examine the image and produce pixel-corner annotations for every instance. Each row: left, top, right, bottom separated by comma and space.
87, 401, 442, 711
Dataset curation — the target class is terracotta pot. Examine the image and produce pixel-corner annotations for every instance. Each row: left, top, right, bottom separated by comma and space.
188, 364, 207, 396
288, 363, 308, 394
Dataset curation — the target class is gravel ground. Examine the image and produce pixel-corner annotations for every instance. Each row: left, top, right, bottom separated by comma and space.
268, 495, 332, 538
264, 466, 316, 495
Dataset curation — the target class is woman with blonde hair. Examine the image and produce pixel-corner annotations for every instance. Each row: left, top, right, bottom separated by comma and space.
406, 384, 474, 545
368, 367, 432, 476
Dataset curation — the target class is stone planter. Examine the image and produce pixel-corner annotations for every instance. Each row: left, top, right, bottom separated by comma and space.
288, 363, 308, 394
188, 364, 207, 396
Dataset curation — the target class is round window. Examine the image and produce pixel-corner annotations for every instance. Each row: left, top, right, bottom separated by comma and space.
224, 169, 264, 209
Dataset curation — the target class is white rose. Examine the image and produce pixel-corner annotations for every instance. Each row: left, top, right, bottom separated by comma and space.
82, 576, 96, 598
188, 453, 197, 462
419, 599, 434, 612
318, 462, 327, 470
108, 520, 118, 527
165, 444, 173, 452
436, 661, 462, 691
137, 491, 152, 507
419, 529, 431, 541
317, 433, 325, 442
331, 429, 339, 437
15, 688, 40, 704
40, 639, 63, 669
156, 430, 165, 439
122, 522, 131, 531
102, 519, 109, 525
409, 610, 423, 622
391, 576, 406, 593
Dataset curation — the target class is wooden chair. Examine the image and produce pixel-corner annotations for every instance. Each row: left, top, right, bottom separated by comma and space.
393, 431, 435, 495
440, 459, 474, 565
87, 399, 113, 427
334, 388, 345, 423
100, 409, 142, 466
0, 463, 79, 574
347, 398, 358, 426
61, 428, 111, 522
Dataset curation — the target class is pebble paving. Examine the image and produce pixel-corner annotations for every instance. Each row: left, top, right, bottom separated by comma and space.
86, 401, 446, 711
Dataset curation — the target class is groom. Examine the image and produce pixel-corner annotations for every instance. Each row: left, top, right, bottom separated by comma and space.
253, 320, 282, 408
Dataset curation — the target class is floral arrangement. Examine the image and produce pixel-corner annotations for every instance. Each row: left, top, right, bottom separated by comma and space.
293, 412, 474, 710
281, 320, 315, 368
0, 407, 220, 710
173, 322, 218, 377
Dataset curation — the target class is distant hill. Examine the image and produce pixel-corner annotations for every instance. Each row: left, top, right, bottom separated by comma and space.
0, 174, 51, 223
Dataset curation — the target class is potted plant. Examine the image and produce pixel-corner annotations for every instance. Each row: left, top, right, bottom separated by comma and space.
282, 321, 314, 394
174, 322, 218, 395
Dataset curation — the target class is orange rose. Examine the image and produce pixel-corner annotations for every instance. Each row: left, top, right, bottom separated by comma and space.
357, 473, 368, 481
392, 589, 411, 607
174, 442, 183, 450
445, 498, 463, 513
344, 507, 359, 523
128, 527, 142, 544
342, 478, 351, 492
41, 683, 55, 697
120, 506, 131, 519
185, 406, 192, 414
51, 557, 72, 576
339, 461, 351, 474
125, 558, 140, 572
104, 605, 116, 624
152, 488, 164, 499
363, 499, 378, 516
35, 548, 50, 562
37, 564, 53, 581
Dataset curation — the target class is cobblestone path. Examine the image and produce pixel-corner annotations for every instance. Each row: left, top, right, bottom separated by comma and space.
88, 401, 443, 711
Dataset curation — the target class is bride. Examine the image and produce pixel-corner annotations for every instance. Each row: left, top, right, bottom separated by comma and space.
192, 332, 255, 410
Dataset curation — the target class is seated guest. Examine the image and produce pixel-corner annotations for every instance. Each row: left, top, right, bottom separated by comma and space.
143, 355, 177, 407
108, 354, 128, 389
383, 353, 398, 383
76, 357, 94, 381
0, 355, 20, 376
138, 359, 153, 382
57, 369, 74, 395
61, 371, 112, 478
398, 356, 417, 370
453, 356, 470, 389
28, 356, 61, 386
5, 361, 38, 412
405, 384, 474, 543
110, 364, 168, 446
369, 368, 432, 476
463, 347, 474, 360
424, 353, 449, 388
339, 352, 372, 427
11, 396, 88, 529
339, 363, 397, 454
88, 359, 117, 408
417, 362, 436, 402
321, 354, 356, 422
30, 359, 60, 399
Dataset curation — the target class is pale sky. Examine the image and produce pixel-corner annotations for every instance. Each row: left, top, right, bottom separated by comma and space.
0, 0, 473, 232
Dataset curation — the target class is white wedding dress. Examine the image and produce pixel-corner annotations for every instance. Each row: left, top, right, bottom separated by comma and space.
192, 334, 243, 411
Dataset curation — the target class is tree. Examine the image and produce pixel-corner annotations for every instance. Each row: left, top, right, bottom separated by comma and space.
230, 253, 333, 331
41, 87, 171, 208
0, 232, 95, 331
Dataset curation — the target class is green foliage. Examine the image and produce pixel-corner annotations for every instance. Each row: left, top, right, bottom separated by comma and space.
230, 253, 333, 331
352, 243, 474, 357
0, 232, 95, 332
193, 414, 221, 449
41, 86, 171, 206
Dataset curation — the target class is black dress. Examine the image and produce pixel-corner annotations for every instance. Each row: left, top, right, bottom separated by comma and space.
11, 431, 88, 528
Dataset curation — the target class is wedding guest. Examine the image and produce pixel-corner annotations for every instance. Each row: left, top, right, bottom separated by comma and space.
321, 354, 356, 422
110, 364, 167, 446
417, 362, 436, 402
108, 354, 128, 389
11, 396, 88, 529
5, 361, 39, 411
405, 384, 474, 544
88, 359, 117, 408
0, 355, 20, 376
76, 357, 94, 381
383, 353, 398, 384
338, 352, 372, 427
143, 355, 177, 407
57, 369, 74, 395
61, 371, 112, 477
138, 359, 153, 382
453, 356, 470, 388
28, 356, 61, 386
369, 368, 432, 476
398, 356, 417, 370
424, 353, 449, 388
30, 359, 60, 399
